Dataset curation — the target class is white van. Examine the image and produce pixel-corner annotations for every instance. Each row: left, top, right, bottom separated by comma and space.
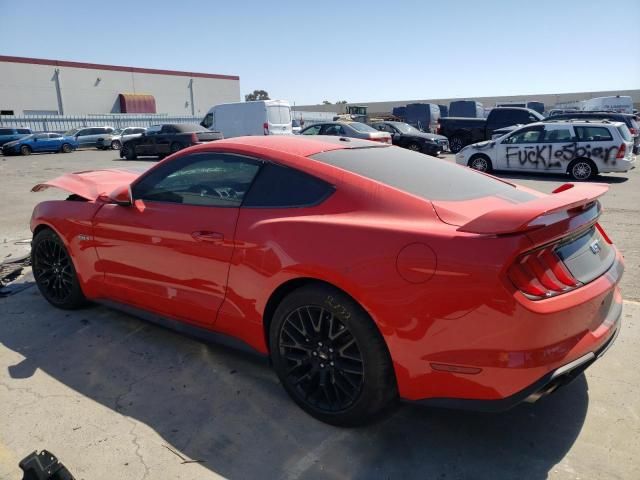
582, 96, 633, 114
201, 100, 293, 138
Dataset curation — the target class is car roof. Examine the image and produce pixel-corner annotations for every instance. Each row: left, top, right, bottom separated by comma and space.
541, 119, 624, 127
206, 135, 387, 158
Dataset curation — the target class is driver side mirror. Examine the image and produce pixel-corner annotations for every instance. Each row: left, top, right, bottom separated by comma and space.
105, 184, 132, 206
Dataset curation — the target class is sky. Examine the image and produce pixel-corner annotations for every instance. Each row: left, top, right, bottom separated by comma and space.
1, 0, 639, 105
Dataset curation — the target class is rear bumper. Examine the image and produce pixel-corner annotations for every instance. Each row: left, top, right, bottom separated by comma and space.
410, 294, 622, 412
601, 155, 636, 172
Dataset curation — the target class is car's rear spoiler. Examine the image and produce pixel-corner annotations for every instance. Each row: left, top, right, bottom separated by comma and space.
457, 183, 609, 234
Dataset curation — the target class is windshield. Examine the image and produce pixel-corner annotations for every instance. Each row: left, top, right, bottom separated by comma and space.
349, 122, 377, 132
393, 123, 421, 134
112, 128, 123, 135
64, 128, 80, 136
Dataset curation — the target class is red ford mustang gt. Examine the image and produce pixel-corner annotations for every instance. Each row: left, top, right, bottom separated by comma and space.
30, 136, 623, 425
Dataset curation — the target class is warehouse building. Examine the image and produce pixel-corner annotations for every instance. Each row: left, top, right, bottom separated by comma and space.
295, 89, 640, 115
0, 55, 240, 116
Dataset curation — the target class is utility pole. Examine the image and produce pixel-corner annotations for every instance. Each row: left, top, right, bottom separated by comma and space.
53, 68, 64, 115
188, 79, 195, 116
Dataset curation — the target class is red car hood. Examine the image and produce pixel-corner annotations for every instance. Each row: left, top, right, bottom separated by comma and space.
32, 168, 145, 200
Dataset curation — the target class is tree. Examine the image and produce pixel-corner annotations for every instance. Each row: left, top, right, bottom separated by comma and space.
322, 100, 332, 105
335, 100, 348, 104
245, 90, 270, 101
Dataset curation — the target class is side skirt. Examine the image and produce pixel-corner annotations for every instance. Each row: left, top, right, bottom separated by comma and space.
96, 299, 269, 362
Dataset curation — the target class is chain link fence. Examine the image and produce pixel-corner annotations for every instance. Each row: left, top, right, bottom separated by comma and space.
0, 114, 203, 133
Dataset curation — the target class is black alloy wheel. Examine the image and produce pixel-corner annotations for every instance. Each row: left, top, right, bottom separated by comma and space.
449, 136, 464, 153
111, 140, 121, 150
270, 285, 397, 426
278, 305, 365, 413
32, 229, 86, 309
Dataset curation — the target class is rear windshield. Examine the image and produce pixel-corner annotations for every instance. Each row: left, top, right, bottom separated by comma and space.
310, 146, 534, 202
617, 125, 632, 142
267, 106, 291, 125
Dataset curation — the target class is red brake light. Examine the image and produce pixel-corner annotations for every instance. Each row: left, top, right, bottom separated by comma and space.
263, 122, 269, 135
615, 143, 626, 159
507, 245, 579, 299
629, 127, 638, 135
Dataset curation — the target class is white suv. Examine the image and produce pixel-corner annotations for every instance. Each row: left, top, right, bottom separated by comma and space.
455, 120, 636, 180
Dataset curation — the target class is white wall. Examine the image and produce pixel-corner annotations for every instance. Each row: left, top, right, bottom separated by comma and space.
0, 60, 240, 116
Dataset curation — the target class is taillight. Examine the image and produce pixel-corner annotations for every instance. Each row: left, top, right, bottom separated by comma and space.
371, 136, 391, 144
507, 244, 580, 299
615, 143, 626, 159
595, 222, 612, 244
629, 127, 638, 135
263, 122, 269, 135
190, 133, 198, 144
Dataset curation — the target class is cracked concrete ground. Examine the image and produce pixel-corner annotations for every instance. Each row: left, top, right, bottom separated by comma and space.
1, 150, 639, 479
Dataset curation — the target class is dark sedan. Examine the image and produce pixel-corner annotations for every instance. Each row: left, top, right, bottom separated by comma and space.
121, 123, 223, 159
370, 121, 448, 156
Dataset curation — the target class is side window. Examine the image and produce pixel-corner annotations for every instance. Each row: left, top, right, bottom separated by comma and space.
17, 129, 31, 134
132, 153, 261, 207
243, 162, 334, 208
162, 125, 178, 134
574, 126, 613, 142
147, 126, 162, 135
202, 113, 213, 128
503, 127, 543, 144
302, 125, 321, 135
0, 128, 13, 135
34, 133, 48, 139
48, 133, 63, 139
323, 125, 345, 136
542, 128, 573, 143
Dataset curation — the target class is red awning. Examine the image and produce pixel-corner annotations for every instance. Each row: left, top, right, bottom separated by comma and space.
119, 93, 156, 113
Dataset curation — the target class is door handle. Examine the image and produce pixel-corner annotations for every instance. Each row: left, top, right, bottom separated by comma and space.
191, 231, 224, 243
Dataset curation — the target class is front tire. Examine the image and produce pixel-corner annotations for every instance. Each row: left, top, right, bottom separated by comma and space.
61, 143, 72, 153
270, 284, 397, 426
468, 154, 493, 173
32, 228, 87, 309
568, 158, 596, 180
406, 142, 421, 152
20, 145, 31, 156
111, 140, 121, 150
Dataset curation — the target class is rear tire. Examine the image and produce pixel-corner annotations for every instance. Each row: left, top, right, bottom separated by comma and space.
123, 144, 137, 160
20, 145, 31, 156
61, 143, 72, 153
32, 228, 87, 310
468, 154, 493, 173
449, 136, 465, 153
568, 158, 596, 180
269, 284, 397, 426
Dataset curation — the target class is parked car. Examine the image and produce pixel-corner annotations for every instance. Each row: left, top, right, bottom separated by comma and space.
292, 119, 302, 135
2, 132, 77, 156
543, 112, 639, 154
455, 120, 635, 180
31, 136, 623, 425
64, 126, 115, 149
0, 127, 32, 146
97, 127, 147, 150
201, 100, 293, 137
439, 107, 545, 152
370, 121, 447, 155
300, 121, 391, 143
120, 123, 223, 159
